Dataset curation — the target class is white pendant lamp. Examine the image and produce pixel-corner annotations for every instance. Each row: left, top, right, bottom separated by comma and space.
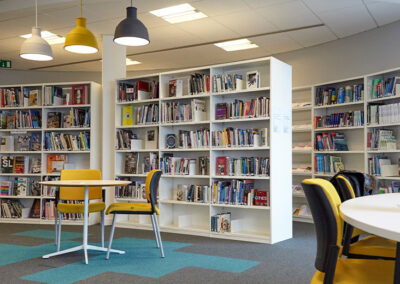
20, 0, 53, 61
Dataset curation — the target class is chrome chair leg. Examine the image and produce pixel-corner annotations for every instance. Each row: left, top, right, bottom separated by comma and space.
101, 211, 105, 247
151, 215, 160, 248
153, 213, 164, 258
106, 214, 117, 260
57, 212, 62, 252
54, 209, 58, 245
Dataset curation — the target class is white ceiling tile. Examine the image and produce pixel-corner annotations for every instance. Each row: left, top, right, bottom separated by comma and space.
175, 18, 240, 42
255, 0, 321, 30
214, 10, 279, 36
302, 0, 363, 13
193, 0, 251, 16
287, 26, 337, 47
318, 5, 377, 38
252, 33, 303, 54
243, 0, 295, 9
365, 1, 400, 26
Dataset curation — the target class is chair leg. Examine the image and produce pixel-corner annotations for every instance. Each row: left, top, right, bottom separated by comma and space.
101, 211, 105, 248
151, 215, 160, 248
57, 212, 62, 252
153, 213, 164, 258
54, 209, 58, 246
106, 214, 117, 260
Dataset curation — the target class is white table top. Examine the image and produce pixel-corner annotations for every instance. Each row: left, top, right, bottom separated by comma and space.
39, 180, 131, 187
340, 193, 400, 242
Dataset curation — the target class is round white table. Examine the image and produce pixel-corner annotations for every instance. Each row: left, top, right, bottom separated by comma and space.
39, 180, 131, 264
340, 193, 400, 283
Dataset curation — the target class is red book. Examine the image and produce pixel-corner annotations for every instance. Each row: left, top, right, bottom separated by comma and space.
136, 80, 149, 92
71, 85, 86, 105
216, 156, 227, 176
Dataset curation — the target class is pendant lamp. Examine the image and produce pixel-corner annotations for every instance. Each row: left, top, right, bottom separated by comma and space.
64, 0, 98, 54
114, 1, 149, 46
20, 0, 53, 61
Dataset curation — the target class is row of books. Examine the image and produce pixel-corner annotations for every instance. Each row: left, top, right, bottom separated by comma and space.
118, 80, 159, 102
315, 132, 348, 151
1, 156, 41, 174
124, 152, 158, 174
0, 199, 23, 218
216, 156, 269, 176
0, 178, 40, 196
314, 111, 364, 128
315, 84, 364, 106
215, 97, 269, 120
0, 110, 41, 129
212, 74, 243, 93
367, 129, 397, 150
0, 133, 42, 152
177, 129, 210, 149
368, 103, 400, 125
377, 181, 400, 194
176, 184, 210, 203
160, 100, 206, 123
41, 176, 60, 197
211, 180, 269, 206
160, 155, 208, 176
44, 132, 90, 151
211, 212, 231, 233
367, 155, 391, 176
188, 73, 210, 95
114, 180, 146, 199
44, 85, 89, 106
1, 87, 41, 107
370, 77, 400, 99
47, 109, 90, 128
121, 104, 159, 126
42, 200, 82, 220
314, 154, 344, 174
212, 127, 268, 148
116, 129, 158, 150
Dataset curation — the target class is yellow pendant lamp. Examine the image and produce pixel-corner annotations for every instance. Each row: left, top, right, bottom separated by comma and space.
64, 0, 98, 54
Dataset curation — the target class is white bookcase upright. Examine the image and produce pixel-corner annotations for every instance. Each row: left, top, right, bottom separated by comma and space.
0, 81, 101, 225
114, 57, 292, 244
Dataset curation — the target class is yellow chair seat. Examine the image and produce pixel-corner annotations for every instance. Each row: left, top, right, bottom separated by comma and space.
348, 235, 396, 258
311, 258, 395, 284
106, 203, 160, 215
351, 227, 366, 238
57, 202, 105, 214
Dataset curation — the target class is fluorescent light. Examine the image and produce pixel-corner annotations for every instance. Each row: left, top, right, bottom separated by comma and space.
126, 58, 141, 65
215, 39, 259, 52
150, 3, 207, 23
20, 31, 65, 45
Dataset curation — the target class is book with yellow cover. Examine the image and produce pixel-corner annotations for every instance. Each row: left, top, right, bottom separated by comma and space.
122, 105, 133, 126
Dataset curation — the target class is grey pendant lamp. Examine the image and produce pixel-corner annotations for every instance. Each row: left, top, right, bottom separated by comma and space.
20, 0, 53, 61
114, 1, 149, 46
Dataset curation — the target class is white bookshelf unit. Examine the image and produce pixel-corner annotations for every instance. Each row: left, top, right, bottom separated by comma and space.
0, 81, 101, 225
114, 57, 292, 244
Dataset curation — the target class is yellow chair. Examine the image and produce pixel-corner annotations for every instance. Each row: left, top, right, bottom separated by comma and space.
106, 169, 164, 259
55, 169, 105, 251
334, 174, 396, 259
301, 178, 394, 284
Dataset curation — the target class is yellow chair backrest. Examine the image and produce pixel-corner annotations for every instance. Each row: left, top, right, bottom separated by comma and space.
337, 174, 356, 199
302, 178, 344, 246
145, 169, 160, 202
60, 169, 102, 201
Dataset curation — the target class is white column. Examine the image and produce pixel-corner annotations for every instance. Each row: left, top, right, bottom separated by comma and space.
102, 35, 126, 223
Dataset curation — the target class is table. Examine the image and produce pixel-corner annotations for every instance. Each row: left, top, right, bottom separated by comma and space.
340, 193, 400, 283
39, 180, 131, 264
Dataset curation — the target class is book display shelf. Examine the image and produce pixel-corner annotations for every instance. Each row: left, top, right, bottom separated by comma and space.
114, 57, 292, 244
0, 81, 101, 225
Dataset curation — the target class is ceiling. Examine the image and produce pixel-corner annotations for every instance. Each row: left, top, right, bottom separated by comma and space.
1, 0, 400, 72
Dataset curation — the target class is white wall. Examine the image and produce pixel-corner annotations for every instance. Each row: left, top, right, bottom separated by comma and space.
0, 69, 101, 85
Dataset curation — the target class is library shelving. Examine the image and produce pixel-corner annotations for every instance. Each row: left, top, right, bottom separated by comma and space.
113, 57, 292, 244
0, 81, 101, 225
292, 86, 313, 223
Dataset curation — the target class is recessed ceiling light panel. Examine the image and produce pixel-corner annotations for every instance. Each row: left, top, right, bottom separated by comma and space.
126, 58, 141, 65
150, 3, 207, 23
215, 39, 259, 52
21, 31, 65, 45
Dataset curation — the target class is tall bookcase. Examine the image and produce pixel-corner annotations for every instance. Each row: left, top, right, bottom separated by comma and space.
292, 86, 313, 223
0, 81, 101, 225
114, 57, 292, 244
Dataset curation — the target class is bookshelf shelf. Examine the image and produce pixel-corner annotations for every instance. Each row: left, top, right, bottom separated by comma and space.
367, 122, 400, 128
293, 192, 306, 198
116, 149, 159, 153
116, 124, 159, 129
116, 98, 159, 105
292, 129, 312, 133
367, 96, 400, 103
292, 171, 312, 176
313, 101, 364, 109
375, 176, 400, 180
314, 126, 364, 131
0, 81, 101, 224
314, 150, 364, 154
113, 57, 292, 244
367, 150, 400, 153
292, 106, 312, 112
292, 215, 313, 223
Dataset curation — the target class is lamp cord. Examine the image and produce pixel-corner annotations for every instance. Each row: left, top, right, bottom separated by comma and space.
35, 0, 37, 27
80, 0, 82, 17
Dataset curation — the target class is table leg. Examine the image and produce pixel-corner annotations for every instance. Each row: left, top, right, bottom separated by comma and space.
83, 186, 89, 264
395, 242, 400, 284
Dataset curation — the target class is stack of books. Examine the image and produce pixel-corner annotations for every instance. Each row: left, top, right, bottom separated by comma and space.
315, 84, 364, 106
314, 111, 364, 128
368, 103, 400, 125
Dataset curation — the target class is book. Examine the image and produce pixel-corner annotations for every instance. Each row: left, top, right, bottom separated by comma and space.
29, 89, 40, 106
168, 80, 183, 97
216, 156, 227, 176
30, 133, 42, 151
124, 153, 139, 174
15, 177, 28, 196
122, 105, 133, 126
47, 112, 62, 128
72, 85, 86, 105
215, 103, 228, 120
145, 129, 158, 149
30, 157, 41, 173
47, 154, 67, 173
14, 135, 30, 151
246, 71, 259, 89
192, 99, 206, 122
13, 156, 27, 174
1, 156, 14, 173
